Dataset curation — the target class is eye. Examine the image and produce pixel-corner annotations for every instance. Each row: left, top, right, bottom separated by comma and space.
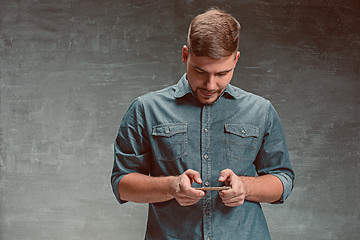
195, 68, 205, 74
217, 72, 228, 77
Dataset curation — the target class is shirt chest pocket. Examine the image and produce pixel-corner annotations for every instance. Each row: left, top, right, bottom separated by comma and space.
225, 124, 259, 161
152, 123, 188, 161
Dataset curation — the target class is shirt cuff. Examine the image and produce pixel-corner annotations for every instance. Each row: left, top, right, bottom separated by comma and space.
112, 174, 128, 204
271, 172, 294, 204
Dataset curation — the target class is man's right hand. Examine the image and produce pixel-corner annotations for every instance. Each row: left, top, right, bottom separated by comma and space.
170, 169, 206, 206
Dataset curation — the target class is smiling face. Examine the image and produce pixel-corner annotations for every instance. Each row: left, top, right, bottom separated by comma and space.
183, 45, 240, 105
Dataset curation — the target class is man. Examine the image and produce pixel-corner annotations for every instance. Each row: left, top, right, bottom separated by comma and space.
111, 9, 294, 240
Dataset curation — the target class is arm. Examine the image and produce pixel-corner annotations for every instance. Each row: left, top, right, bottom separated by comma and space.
119, 169, 206, 206
218, 169, 283, 207
219, 103, 294, 207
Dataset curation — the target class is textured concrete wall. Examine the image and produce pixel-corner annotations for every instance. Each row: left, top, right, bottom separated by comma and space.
0, 0, 359, 239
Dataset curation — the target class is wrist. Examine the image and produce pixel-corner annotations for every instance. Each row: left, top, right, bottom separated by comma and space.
166, 175, 179, 199
238, 176, 252, 200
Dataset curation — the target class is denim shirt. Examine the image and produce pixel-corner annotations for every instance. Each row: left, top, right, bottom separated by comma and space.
112, 73, 294, 240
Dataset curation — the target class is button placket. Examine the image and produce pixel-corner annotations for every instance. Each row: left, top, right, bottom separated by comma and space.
201, 104, 212, 240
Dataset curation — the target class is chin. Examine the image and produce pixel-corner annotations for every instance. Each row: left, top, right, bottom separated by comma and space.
195, 90, 221, 105
198, 97, 217, 105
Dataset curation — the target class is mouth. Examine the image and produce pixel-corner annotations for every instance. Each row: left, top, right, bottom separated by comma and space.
200, 89, 217, 98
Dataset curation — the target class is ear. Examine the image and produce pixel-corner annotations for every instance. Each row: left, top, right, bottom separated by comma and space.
234, 51, 240, 65
182, 45, 189, 63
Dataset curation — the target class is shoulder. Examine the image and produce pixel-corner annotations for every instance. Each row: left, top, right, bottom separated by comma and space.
228, 84, 271, 109
137, 84, 177, 105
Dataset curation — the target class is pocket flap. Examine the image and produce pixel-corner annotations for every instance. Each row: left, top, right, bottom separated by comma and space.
152, 123, 187, 137
225, 124, 259, 138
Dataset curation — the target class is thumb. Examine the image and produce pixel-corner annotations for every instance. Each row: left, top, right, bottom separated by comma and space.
184, 169, 202, 184
218, 169, 234, 182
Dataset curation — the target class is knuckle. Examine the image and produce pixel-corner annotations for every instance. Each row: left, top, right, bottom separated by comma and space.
232, 190, 240, 196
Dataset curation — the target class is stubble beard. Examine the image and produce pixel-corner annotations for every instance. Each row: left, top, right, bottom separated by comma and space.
195, 87, 222, 105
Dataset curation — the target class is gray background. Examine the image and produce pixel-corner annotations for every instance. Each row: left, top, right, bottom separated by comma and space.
1, 0, 359, 239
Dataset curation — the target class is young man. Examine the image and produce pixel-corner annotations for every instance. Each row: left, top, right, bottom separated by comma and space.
111, 9, 294, 240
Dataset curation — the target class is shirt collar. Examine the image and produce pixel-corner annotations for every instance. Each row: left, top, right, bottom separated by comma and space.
174, 73, 194, 98
174, 73, 243, 100
223, 83, 243, 99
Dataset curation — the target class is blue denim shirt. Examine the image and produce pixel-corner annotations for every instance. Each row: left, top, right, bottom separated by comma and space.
112, 73, 294, 240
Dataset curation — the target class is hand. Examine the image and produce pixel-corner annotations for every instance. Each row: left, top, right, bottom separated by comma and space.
218, 169, 247, 207
170, 169, 206, 206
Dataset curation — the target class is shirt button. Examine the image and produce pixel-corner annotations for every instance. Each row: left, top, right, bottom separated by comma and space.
241, 129, 246, 134
205, 181, 210, 186
204, 128, 208, 133
165, 129, 170, 134
204, 208, 210, 215
203, 154, 208, 159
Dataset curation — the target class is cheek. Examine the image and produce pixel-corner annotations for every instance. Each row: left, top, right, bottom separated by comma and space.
187, 72, 205, 86
218, 76, 233, 89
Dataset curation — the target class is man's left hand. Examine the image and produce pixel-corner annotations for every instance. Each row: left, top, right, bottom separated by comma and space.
218, 169, 247, 207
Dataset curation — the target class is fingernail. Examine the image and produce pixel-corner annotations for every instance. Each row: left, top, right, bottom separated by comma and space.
219, 176, 224, 181
200, 191, 205, 196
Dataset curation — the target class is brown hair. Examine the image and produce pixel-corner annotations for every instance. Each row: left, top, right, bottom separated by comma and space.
187, 8, 241, 59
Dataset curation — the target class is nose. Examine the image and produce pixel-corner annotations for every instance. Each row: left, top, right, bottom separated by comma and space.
205, 74, 216, 91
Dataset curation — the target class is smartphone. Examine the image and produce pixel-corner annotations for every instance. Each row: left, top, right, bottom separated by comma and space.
194, 186, 231, 191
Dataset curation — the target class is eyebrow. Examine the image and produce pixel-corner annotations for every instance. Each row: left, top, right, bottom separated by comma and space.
192, 64, 233, 74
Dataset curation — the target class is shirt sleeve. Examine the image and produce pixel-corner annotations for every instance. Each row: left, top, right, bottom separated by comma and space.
254, 102, 295, 204
111, 97, 152, 204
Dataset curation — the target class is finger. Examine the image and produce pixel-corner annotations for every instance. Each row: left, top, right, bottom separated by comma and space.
178, 186, 205, 199
178, 198, 202, 206
219, 188, 243, 201
223, 199, 245, 207
219, 193, 244, 206
218, 190, 234, 201
218, 169, 234, 182
184, 169, 202, 184
177, 192, 205, 206
224, 195, 245, 207
187, 188, 206, 198
219, 191, 245, 207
